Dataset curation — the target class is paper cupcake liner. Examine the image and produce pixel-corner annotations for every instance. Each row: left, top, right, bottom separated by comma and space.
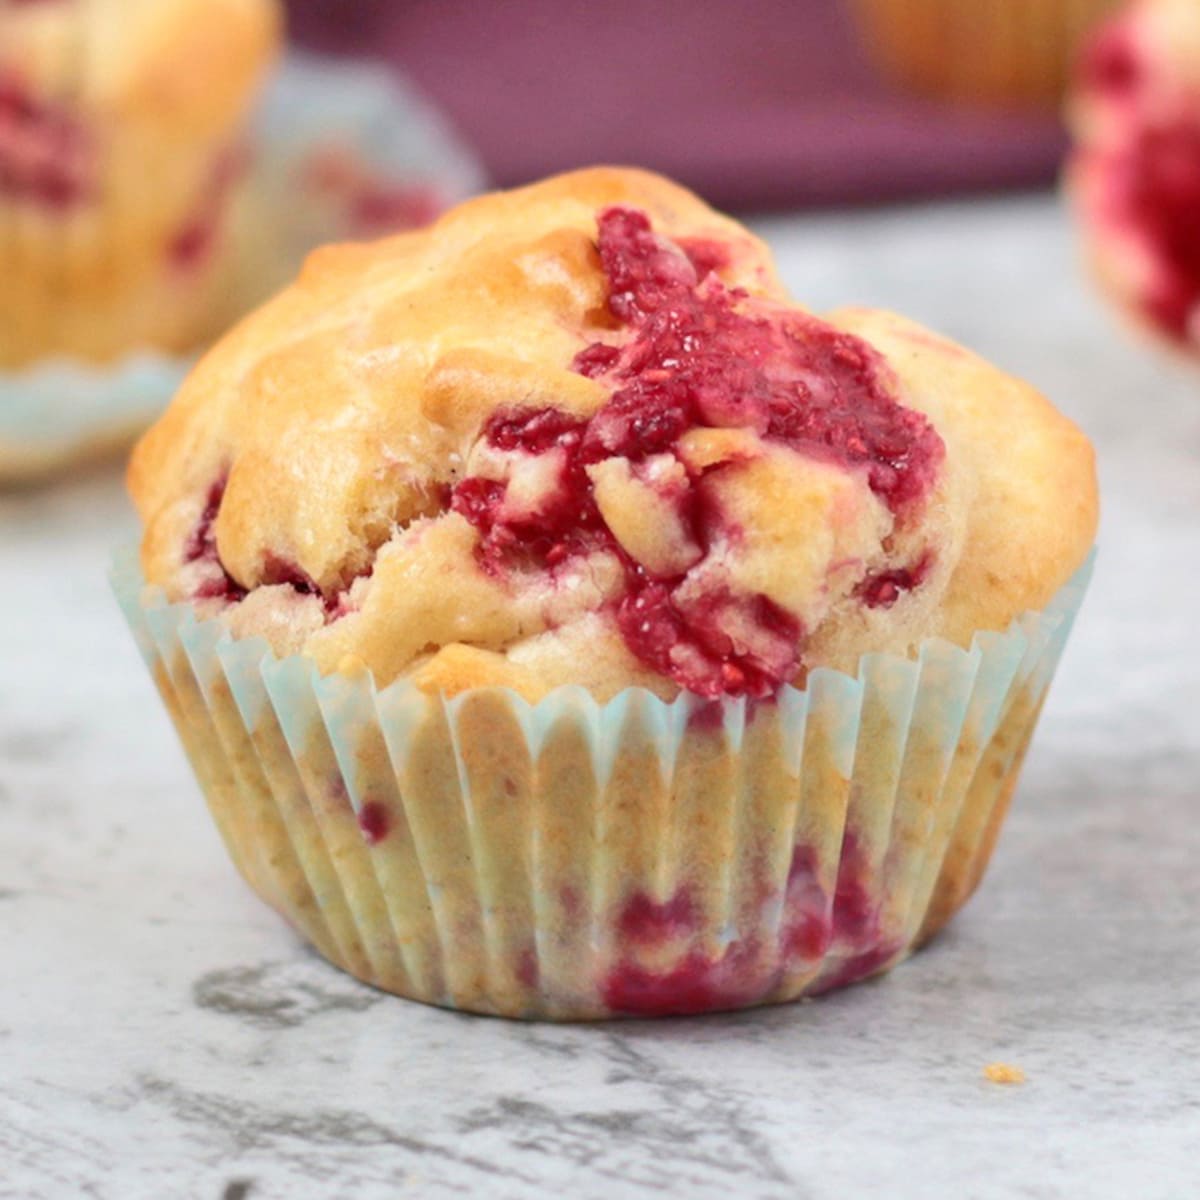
0, 52, 486, 484
113, 549, 1094, 1020
851, 0, 1121, 106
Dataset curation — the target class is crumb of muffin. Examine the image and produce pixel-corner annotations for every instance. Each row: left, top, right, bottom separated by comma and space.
983, 1062, 1027, 1085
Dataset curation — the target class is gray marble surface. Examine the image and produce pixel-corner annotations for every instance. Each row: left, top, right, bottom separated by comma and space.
3, 196, 1198, 1200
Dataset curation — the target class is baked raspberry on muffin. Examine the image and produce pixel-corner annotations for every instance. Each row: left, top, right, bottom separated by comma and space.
0, 0, 280, 367
120, 168, 1097, 1019
1069, 0, 1200, 355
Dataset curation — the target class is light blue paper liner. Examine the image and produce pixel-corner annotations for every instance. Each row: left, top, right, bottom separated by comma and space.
112, 546, 1094, 1019
0, 52, 486, 483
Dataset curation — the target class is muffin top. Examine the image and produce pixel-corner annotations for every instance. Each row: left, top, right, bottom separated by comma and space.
1070, 0, 1200, 350
130, 167, 1097, 702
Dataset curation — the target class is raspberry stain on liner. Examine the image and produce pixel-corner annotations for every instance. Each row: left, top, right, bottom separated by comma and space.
452, 206, 944, 698
601, 829, 894, 1017
356, 800, 391, 846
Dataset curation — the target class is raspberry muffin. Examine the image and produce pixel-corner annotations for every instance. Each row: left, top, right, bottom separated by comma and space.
119, 168, 1097, 1019
853, 0, 1120, 107
1069, 0, 1200, 356
0, 0, 281, 367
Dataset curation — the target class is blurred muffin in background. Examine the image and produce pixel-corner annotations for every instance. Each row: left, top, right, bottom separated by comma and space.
0, 0, 281, 368
1068, 0, 1200, 356
851, 0, 1121, 108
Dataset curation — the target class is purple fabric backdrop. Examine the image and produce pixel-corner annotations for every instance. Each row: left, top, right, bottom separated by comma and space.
284, 0, 1068, 212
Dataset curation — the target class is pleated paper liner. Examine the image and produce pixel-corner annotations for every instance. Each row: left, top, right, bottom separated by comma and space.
113, 547, 1093, 1020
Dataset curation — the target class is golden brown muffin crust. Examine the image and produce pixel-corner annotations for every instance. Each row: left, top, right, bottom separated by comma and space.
130, 167, 1097, 701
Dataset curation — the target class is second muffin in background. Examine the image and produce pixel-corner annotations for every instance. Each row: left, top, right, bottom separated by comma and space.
120, 167, 1097, 1019
852, 0, 1122, 107
0, 0, 281, 367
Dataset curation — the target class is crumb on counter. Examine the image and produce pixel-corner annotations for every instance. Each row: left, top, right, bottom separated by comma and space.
984, 1062, 1027, 1085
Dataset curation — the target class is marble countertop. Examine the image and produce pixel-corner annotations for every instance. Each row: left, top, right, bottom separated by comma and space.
3, 196, 1198, 1200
